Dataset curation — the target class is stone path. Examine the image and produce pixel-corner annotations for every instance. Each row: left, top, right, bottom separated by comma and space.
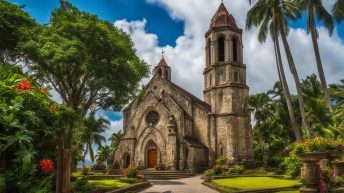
139, 175, 218, 193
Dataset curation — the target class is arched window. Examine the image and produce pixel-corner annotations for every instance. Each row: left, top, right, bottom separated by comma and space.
157, 68, 162, 76
164, 70, 168, 79
218, 36, 225, 62
232, 37, 238, 62
207, 39, 211, 66
209, 74, 212, 86
218, 90, 223, 107
234, 71, 239, 82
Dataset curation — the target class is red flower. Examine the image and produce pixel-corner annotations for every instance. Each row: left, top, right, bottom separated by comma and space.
19, 80, 31, 90
39, 159, 54, 174
16, 80, 32, 92
41, 88, 49, 93
49, 105, 57, 111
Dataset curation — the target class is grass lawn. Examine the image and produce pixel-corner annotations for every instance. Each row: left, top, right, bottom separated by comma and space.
87, 179, 129, 190
209, 177, 302, 192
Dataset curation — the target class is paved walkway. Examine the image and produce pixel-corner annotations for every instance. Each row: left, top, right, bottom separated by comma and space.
139, 175, 218, 193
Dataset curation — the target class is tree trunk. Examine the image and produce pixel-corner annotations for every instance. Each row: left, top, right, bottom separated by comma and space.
56, 138, 64, 193
273, 34, 302, 141
62, 149, 71, 193
308, 1, 333, 113
279, 24, 313, 138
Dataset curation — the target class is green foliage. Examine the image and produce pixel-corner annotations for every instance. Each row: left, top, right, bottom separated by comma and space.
204, 169, 215, 177
0, 64, 77, 192
123, 164, 138, 178
109, 131, 124, 149
215, 156, 228, 165
82, 112, 109, 162
232, 164, 245, 174
280, 154, 302, 177
96, 145, 111, 166
19, 0, 149, 116
0, 0, 36, 61
72, 180, 95, 193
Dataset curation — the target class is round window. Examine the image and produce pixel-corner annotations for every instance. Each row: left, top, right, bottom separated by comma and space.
147, 111, 159, 126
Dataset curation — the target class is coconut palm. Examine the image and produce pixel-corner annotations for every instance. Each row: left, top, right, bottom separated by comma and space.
333, 0, 344, 22
96, 145, 111, 166
294, 0, 334, 113
246, 0, 302, 140
108, 130, 123, 149
82, 112, 109, 163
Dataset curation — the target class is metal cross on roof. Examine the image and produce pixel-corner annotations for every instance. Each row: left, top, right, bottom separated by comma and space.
161, 49, 165, 59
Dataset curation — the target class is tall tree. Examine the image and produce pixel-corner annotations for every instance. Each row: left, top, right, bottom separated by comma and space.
82, 112, 109, 163
333, 0, 344, 23
295, 0, 334, 113
0, 0, 36, 63
19, 1, 149, 146
246, 0, 302, 140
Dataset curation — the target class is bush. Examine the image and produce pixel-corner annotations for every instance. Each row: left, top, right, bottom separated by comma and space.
215, 156, 228, 165
204, 169, 215, 177
232, 164, 245, 174
123, 164, 138, 178
72, 180, 95, 193
279, 155, 302, 178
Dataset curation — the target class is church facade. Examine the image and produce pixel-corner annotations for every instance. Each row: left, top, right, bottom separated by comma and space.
112, 3, 253, 171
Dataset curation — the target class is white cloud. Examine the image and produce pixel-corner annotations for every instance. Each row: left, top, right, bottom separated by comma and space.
114, 0, 344, 98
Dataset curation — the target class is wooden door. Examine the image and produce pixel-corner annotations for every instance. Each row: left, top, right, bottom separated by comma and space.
148, 149, 157, 168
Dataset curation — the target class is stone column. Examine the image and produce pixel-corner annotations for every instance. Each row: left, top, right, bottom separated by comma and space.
167, 115, 177, 170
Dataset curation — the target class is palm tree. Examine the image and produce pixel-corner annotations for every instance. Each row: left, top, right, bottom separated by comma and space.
329, 80, 344, 138
333, 0, 344, 22
96, 145, 111, 166
108, 131, 123, 149
246, 0, 302, 140
82, 112, 109, 163
294, 0, 334, 113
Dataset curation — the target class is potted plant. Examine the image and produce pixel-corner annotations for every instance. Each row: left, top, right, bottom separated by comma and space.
294, 138, 344, 193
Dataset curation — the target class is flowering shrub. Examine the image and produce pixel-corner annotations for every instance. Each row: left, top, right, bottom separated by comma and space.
0, 65, 77, 192
122, 164, 138, 178
293, 137, 344, 154
39, 159, 54, 174
319, 167, 336, 193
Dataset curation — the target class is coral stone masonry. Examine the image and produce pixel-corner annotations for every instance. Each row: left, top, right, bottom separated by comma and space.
110, 2, 253, 171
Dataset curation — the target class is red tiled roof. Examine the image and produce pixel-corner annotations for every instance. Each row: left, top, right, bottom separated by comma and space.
210, 3, 238, 29
157, 58, 169, 67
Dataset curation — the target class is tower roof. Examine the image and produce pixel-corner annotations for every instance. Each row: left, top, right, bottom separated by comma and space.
209, 3, 238, 30
157, 58, 169, 67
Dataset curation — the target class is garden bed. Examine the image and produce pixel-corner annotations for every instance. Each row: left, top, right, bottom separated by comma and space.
204, 177, 302, 193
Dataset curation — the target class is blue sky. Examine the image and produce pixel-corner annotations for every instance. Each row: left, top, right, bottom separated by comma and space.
8, 0, 184, 46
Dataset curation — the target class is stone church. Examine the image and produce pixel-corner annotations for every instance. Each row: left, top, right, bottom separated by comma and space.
112, 3, 253, 171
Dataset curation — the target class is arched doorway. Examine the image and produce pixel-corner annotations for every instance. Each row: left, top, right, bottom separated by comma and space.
124, 154, 130, 168
146, 142, 158, 168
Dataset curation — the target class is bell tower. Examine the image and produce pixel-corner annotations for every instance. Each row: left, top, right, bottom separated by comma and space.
154, 50, 171, 81
204, 3, 253, 164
